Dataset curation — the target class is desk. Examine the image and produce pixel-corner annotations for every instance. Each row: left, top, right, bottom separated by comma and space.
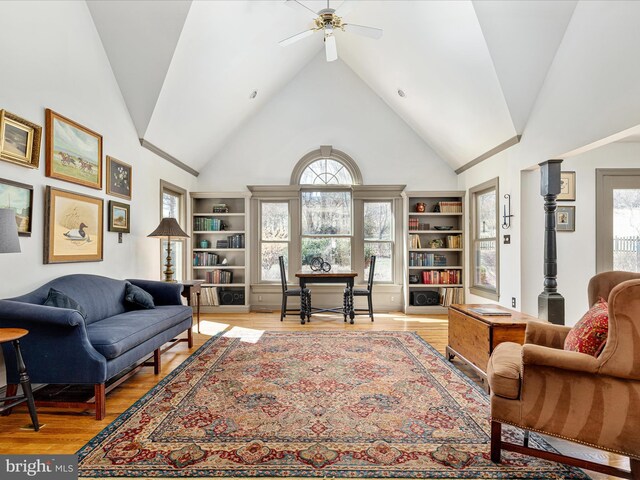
295, 271, 358, 324
181, 281, 204, 333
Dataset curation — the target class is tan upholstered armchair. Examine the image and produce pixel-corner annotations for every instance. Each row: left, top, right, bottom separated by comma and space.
488, 271, 640, 479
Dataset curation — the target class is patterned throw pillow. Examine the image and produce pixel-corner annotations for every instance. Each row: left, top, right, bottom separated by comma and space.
564, 297, 609, 357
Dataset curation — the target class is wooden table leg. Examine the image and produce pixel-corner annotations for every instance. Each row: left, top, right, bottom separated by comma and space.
14, 340, 39, 431
347, 279, 355, 324
196, 291, 201, 333
299, 279, 307, 324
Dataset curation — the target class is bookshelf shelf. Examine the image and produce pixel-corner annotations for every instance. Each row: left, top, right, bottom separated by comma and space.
191, 192, 251, 312
404, 191, 465, 314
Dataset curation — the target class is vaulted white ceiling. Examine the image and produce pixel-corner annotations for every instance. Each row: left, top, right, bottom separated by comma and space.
87, 0, 583, 172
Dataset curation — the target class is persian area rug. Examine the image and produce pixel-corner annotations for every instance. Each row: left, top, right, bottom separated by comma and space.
78, 331, 589, 479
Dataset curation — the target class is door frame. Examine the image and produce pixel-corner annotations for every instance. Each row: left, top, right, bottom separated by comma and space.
595, 168, 640, 273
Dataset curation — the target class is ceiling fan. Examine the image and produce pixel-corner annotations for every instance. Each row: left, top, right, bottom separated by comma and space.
279, 0, 383, 62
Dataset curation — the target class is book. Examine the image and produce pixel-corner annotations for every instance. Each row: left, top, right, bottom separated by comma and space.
468, 307, 511, 316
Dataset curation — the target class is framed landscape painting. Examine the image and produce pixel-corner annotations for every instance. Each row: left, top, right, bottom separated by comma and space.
0, 110, 41, 169
106, 156, 132, 200
45, 109, 102, 189
108, 200, 130, 233
44, 186, 103, 264
0, 178, 33, 236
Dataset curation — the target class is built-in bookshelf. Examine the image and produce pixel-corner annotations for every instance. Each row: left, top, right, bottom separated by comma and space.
404, 191, 465, 314
190, 192, 251, 312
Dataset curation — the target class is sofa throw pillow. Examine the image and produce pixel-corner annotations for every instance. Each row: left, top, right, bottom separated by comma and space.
564, 297, 609, 357
125, 282, 155, 310
43, 288, 88, 319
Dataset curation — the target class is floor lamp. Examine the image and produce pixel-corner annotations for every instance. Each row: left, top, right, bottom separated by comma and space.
148, 217, 189, 283
0, 208, 21, 255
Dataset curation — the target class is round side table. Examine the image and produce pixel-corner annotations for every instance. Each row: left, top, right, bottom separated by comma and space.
0, 328, 39, 431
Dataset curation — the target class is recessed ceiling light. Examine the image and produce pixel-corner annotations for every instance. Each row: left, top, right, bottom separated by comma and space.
397, 89, 406, 98
249, 90, 258, 99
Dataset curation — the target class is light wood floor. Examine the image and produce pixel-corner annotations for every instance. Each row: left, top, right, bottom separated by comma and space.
0, 311, 627, 478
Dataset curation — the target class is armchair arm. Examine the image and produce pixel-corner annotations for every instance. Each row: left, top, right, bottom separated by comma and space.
0, 300, 107, 384
524, 321, 572, 349
522, 344, 599, 374
126, 279, 183, 306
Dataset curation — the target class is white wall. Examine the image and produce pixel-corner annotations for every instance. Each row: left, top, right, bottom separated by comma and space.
0, 1, 197, 384
521, 142, 640, 325
196, 53, 457, 191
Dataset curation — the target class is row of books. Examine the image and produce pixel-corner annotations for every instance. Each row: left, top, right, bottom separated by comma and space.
445, 235, 462, 248
193, 252, 220, 266
439, 287, 463, 306
409, 234, 422, 249
438, 201, 462, 213
421, 270, 461, 285
205, 270, 234, 284
216, 234, 245, 249
408, 219, 429, 231
194, 217, 224, 231
409, 252, 447, 266
198, 287, 220, 306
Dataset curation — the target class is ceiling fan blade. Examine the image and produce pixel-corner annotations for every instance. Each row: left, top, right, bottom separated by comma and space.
335, 0, 354, 16
284, 0, 318, 20
325, 34, 338, 62
279, 28, 316, 47
343, 23, 383, 40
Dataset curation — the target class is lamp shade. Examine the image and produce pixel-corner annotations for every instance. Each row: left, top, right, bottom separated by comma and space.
148, 217, 189, 238
0, 208, 21, 253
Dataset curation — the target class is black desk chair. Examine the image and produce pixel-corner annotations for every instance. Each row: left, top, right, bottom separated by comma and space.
345, 255, 376, 322
279, 256, 311, 323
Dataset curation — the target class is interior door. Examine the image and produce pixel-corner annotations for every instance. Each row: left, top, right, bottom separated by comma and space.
596, 169, 640, 272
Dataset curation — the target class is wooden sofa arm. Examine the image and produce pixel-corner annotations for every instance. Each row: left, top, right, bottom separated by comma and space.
524, 321, 572, 349
522, 344, 599, 374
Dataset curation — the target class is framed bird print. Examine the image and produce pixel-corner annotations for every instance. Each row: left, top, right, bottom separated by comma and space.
44, 186, 103, 264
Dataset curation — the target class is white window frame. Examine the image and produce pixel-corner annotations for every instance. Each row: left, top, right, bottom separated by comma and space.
469, 178, 500, 300
160, 180, 187, 282
363, 200, 394, 283
259, 200, 291, 282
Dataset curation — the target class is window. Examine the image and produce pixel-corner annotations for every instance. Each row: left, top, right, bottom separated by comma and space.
364, 201, 393, 281
470, 179, 499, 299
260, 202, 290, 281
160, 180, 187, 282
301, 190, 352, 272
300, 159, 353, 185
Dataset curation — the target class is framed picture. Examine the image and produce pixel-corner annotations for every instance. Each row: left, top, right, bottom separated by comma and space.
108, 200, 130, 233
106, 156, 132, 200
558, 171, 576, 201
0, 178, 33, 236
0, 110, 41, 169
556, 205, 575, 232
44, 186, 103, 264
45, 109, 103, 190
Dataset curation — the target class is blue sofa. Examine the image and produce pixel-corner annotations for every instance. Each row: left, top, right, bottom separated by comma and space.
0, 274, 193, 419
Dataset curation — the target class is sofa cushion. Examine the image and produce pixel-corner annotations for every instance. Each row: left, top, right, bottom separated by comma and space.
125, 282, 155, 310
86, 306, 191, 360
487, 342, 522, 400
564, 297, 609, 357
43, 288, 88, 319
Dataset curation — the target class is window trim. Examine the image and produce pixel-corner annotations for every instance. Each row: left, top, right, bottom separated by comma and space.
290, 145, 363, 185
259, 200, 291, 283
469, 178, 500, 300
160, 179, 188, 282
363, 200, 395, 283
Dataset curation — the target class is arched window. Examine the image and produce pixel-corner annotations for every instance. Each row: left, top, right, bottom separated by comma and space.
300, 158, 353, 185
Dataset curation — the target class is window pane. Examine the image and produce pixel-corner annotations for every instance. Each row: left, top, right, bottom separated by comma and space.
477, 189, 496, 239
261, 202, 289, 241
301, 191, 351, 235
301, 237, 351, 272
474, 240, 496, 289
365, 242, 392, 281
163, 191, 180, 220
261, 243, 288, 281
300, 159, 353, 185
613, 188, 640, 272
364, 202, 392, 240
162, 239, 183, 282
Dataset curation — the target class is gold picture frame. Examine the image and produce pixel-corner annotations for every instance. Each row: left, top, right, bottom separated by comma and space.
106, 156, 132, 200
44, 186, 103, 264
0, 110, 42, 169
45, 109, 103, 190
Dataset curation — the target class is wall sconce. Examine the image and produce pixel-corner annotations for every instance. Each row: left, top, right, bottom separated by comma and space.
502, 194, 514, 229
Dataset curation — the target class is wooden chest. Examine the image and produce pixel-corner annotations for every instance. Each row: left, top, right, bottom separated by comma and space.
446, 304, 539, 382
